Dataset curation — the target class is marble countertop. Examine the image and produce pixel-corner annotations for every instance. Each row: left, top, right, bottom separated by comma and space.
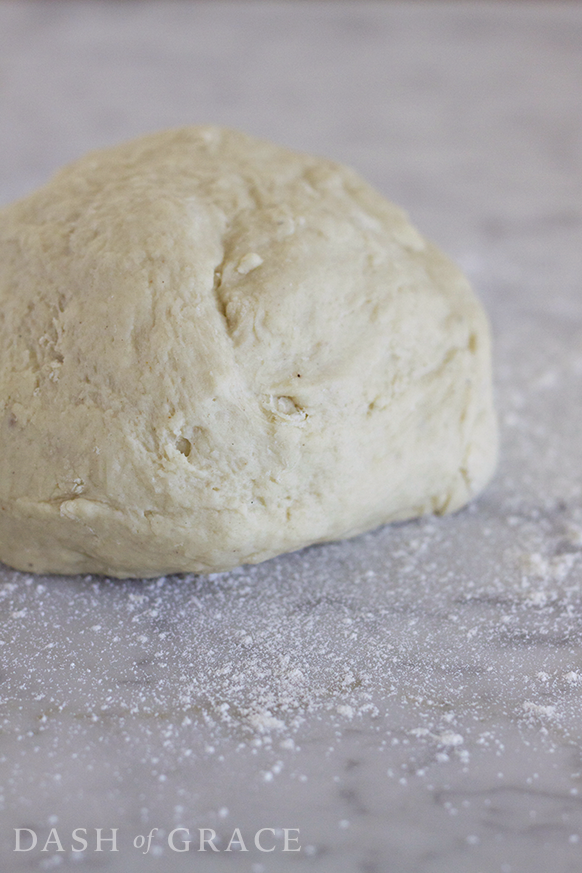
1, 2, 582, 871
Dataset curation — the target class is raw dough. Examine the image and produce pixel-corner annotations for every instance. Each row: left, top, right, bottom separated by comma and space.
0, 127, 497, 578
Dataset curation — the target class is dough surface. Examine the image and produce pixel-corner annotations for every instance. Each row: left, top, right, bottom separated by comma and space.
0, 127, 497, 578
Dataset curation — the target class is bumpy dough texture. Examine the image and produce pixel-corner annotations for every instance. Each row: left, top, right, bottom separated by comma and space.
0, 127, 497, 578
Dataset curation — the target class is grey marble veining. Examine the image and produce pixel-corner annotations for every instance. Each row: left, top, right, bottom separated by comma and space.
1, 2, 582, 871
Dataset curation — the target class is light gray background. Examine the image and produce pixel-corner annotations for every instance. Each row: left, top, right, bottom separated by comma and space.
1, 2, 582, 872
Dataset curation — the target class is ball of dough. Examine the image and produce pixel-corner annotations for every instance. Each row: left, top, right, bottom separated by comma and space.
0, 127, 497, 578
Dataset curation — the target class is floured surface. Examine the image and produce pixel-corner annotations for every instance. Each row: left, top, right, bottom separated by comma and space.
1, 2, 582, 872
2, 415, 582, 873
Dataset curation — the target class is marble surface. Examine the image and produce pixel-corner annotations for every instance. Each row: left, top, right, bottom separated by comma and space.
1, 2, 582, 871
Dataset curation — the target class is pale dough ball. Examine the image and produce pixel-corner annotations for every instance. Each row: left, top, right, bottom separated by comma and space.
0, 127, 497, 578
